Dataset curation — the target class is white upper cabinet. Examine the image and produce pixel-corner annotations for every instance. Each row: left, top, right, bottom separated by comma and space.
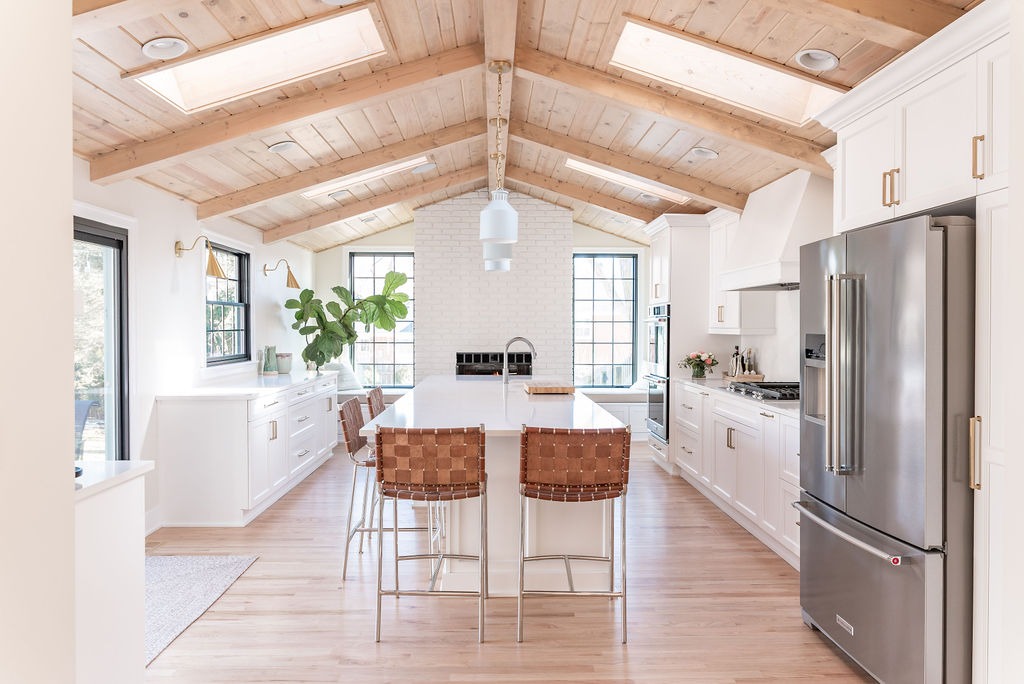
820, 3, 1009, 234
649, 228, 670, 304
707, 217, 775, 335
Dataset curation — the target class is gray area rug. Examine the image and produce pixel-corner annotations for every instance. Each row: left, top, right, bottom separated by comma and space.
145, 555, 257, 665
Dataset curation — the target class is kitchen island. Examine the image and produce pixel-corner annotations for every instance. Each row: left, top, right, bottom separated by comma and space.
361, 375, 625, 595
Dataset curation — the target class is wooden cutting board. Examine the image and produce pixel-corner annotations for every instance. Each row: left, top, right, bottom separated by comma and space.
523, 382, 575, 395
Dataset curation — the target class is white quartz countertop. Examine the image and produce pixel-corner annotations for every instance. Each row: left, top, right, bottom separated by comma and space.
156, 371, 337, 400
75, 460, 154, 503
360, 375, 625, 437
680, 376, 800, 419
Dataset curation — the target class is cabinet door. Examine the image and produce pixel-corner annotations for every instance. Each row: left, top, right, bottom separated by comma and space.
973, 188, 1010, 684
779, 480, 801, 556
835, 106, 895, 232
976, 36, 1009, 194
711, 418, 737, 503
248, 412, 286, 508
707, 224, 740, 331
320, 394, 338, 456
760, 411, 781, 536
650, 230, 670, 303
697, 390, 714, 486
779, 415, 800, 485
897, 57, 978, 215
731, 422, 763, 522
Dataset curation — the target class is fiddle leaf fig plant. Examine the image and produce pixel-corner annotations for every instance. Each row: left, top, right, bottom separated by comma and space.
284, 271, 409, 369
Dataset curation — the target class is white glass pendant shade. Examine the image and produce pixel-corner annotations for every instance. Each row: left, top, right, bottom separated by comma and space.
479, 189, 518, 243
483, 258, 511, 272
482, 241, 512, 260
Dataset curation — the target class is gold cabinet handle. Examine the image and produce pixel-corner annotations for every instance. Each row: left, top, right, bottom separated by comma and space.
726, 426, 735, 449
296, 449, 310, 458
970, 416, 982, 490
882, 170, 890, 207
270, 420, 278, 441
972, 135, 986, 180
759, 411, 775, 419
889, 168, 900, 206
328, 397, 333, 411
681, 403, 694, 410
717, 305, 725, 323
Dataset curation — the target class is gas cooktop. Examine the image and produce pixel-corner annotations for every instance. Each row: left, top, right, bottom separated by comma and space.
727, 381, 800, 401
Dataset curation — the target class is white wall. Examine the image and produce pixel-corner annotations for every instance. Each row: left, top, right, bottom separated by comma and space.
73, 158, 314, 526
739, 290, 799, 380
414, 191, 574, 379
0, 3, 75, 681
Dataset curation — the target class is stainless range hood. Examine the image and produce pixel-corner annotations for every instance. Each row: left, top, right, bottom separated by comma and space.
719, 170, 833, 291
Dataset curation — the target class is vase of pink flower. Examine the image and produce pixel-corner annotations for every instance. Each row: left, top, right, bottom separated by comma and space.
680, 351, 718, 379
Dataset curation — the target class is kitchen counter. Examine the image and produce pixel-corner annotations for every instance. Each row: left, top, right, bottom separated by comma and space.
362, 375, 624, 596
75, 459, 153, 502
678, 376, 800, 419
156, 370, 336, 400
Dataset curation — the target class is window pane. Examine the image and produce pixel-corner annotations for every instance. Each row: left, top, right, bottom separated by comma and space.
349, 252, 414, 386
206, 245, 249, 365
572, 254, 637, 387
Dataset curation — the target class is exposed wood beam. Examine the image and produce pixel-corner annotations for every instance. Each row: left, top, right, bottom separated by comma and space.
623, 15, 850, 94
90, 44, 485, 184
198, 118, 487, 219
262, 165, 487, 243
756, 0, 963, 52
73, 0, 184, 39
505, 166, 661, 223
509, 120, 748, 212
514, 48, 832, 178
483, 0, 518, 191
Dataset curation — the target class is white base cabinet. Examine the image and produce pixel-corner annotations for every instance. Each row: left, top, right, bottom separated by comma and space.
157, 372, 338, 527
671, 380, 799, 569
596, 402, 648, 440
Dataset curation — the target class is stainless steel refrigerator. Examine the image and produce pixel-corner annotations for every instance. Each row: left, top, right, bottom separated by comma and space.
796, 215, 975, 683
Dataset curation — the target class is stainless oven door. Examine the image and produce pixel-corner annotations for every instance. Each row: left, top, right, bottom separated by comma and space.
645, 374, 668, 443
645, 316, 669, 378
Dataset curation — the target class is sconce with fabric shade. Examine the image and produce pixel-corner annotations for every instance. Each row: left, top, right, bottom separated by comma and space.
263, 258, 300, 289
174, 235, 227, 279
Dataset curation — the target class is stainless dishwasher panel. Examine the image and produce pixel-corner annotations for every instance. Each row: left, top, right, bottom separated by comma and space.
797, 496, 944, 684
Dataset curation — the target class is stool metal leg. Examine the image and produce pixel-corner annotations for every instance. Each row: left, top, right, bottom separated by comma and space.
479, 489, 487, 643
516, 493, 526, 643
608, 498, 615, 593
341, 461, 360, 581
621, 492, 628, 644
358, 465, 372, 553
393, 497, 400, 599
375, 486, 385, 642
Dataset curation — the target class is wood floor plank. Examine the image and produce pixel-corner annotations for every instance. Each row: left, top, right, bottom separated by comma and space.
145, 449, 870, 683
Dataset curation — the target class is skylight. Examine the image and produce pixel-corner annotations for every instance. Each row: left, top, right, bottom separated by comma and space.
136, 8, 386, 114
610, 21, 842, 126
565, 158, 690, 204
300, 156, 431, 200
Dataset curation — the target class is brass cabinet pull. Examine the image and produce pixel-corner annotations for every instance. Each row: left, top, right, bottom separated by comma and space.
969, 416, 982, 490
889, 168, 900, 206
972, 135, 986, 180
726, 426, 735, 449
681, 403, 694, 410
328, 397, 333, 411
717, 305, 725, 323
270, 420, 278, 441
881, 170, 890, 207
296, 449, 310, 458
759, 411, 775, 419
298, 415, 311, 423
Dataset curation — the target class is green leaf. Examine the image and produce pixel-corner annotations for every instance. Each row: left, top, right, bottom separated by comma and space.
381, 271, 407, 296
298, 325, 318, 336
284, 298, 301, 309
325, 300, 344, 320
299, 289, 314, 304
332, 286, 355, 308
388, 300, 408, 319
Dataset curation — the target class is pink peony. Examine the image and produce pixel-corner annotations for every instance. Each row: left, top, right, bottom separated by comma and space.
705, 358, 713, 365
689, 352, 698, 359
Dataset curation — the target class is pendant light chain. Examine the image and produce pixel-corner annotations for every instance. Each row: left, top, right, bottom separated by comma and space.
494, 66, 506, 191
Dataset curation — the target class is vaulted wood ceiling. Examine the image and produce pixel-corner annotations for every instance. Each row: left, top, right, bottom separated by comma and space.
72, 0, 977, 250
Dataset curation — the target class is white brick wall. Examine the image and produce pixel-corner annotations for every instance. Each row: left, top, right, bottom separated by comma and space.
414, 190, 573, 380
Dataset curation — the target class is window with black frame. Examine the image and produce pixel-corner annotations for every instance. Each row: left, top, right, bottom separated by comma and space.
349, 252, 414, 387
573, 254, 637, 388
206, 244, 250, 365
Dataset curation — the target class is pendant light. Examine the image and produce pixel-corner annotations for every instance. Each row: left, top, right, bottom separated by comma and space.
480, 60, 518, 245
483, 241, 512, 272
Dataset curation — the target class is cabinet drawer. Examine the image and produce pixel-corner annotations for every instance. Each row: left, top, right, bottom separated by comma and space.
710, 396, 761, 430
675, 385, 702, 433
288, 400, 319, 439
289, 431, 318, 477
288, 382, 318, 404
248, 392, 287, 421
314, 376, 338, 394
674, 428, 701, 478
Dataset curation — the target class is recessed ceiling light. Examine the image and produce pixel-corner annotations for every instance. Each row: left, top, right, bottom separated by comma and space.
411, 161, 437, 175
689, 146, 719, 161
267, 140, 298, 154
639, 193, 659, 202
328, 190, 350, 201
360, 215, 377, 223
795, 49, 840, 72
140, 37, 188, 60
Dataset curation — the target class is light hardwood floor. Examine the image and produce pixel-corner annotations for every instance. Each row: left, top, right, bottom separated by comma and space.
145, 447, 870, 683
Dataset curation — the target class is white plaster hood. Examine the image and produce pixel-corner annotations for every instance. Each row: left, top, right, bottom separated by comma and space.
719, 169, 833, 291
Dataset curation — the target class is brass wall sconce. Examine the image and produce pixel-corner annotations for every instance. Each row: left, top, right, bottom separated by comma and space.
174, 235, 226, 279
263, 258, 300, 289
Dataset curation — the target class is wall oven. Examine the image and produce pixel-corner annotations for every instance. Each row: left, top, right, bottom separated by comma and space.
644, 304, 670, 443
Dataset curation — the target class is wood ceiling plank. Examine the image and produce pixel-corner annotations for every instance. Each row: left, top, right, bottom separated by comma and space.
756, 0, 963, 51
505, 165, 659, 222
684, 0, 742, 42
514, 47, 832, 177
263, 165, 487, 242
719, 3, 786, 52
73, 0, 186, 38
162, 1, 236, 50
587, 105, 630, 149
199, 118, 486, 218
205, 0, 272, 39
378, 0, 431, 62
537, 0, 581, 59
509, 120, 747, 212
564, 0, 620, 66
483, 0, 518, 191
89, 44, 484, 183
414, 0, 446, 55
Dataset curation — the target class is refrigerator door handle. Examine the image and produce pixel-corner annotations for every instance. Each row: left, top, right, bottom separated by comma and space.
792, 501, 903, 567
825, 274, 836, 473
835, 274, 864, 475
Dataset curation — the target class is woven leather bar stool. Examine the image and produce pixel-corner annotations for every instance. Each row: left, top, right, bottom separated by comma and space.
366, 386, 386, 419
339, 397, 377, 581
374, 425, 488, 642
517, 425, 631, 643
